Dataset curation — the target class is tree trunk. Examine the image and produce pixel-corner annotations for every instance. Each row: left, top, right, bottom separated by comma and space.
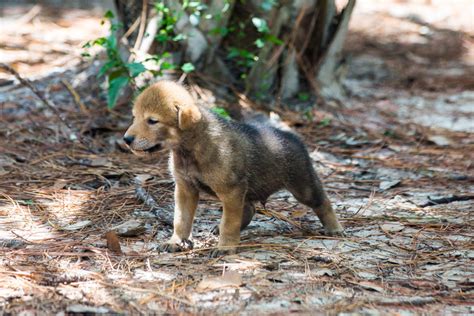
113, 0, 356, 106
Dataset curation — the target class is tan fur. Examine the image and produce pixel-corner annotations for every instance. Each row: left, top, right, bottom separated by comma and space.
124, 80, 343, 257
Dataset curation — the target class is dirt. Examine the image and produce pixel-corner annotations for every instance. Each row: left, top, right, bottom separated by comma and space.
0, 1, 473, 315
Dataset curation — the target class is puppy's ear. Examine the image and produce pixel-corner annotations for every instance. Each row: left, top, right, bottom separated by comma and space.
178, 105, 202, 130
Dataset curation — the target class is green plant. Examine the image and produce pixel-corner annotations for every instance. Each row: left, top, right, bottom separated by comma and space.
210, 106, 231, 119
84, 1, 281, 108
297, 92, 310, 102
251, 17, 282, 48
83, 10, 147, 108
318, 117, 331, 127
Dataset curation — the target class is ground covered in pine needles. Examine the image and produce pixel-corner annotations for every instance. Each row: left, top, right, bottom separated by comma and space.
0, 1, 473, 314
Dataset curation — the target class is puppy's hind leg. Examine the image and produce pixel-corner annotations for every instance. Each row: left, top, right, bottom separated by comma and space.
158, 179, 199, 253
287, 172, 343, 235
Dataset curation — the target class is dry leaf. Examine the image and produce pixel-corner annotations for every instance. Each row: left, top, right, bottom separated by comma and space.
291, 209, 308, 218
359, 281, 384, 292
89, 157, 112, 167
197, 271, 242, 292
112, 220, 145, 237
314, 269, 335, 277
380, 222, 405, 233
51, 179, 68, 190
135, 174, 154, 183
379, 180, 401, 191
106, 231, 122, 254
62, 220, 91, 231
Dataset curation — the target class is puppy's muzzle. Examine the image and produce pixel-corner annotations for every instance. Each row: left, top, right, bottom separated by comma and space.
123, 135, 135, 146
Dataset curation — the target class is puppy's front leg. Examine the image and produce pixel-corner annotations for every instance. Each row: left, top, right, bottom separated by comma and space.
211, 186, 246, 257
159, 179, 199, 253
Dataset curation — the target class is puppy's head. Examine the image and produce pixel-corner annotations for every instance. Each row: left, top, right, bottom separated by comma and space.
123, 81, 202, 156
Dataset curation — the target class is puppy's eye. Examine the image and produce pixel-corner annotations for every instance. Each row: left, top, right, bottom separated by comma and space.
147, 118, 159, 125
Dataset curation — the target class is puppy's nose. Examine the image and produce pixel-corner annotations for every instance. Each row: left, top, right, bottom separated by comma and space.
123, 135, 135, 145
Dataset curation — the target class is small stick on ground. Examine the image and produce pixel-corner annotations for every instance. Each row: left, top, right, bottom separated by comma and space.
134, 176, 174, 227
61, 79, 90, 114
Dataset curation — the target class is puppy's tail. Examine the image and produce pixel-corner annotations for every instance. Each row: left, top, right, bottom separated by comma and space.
243, 111, 292, 132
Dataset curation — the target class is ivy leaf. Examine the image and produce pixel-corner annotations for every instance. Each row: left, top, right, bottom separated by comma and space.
265, 34, 283, 45
126, 62, 146, 77
104, 10, 114, 19
107, 76, 129, 109
297, 92, 310, 101
252, 17, 270, 33
211, 107, 230, 119
318, 118, 331, 127
255, 38, 265, 48
160, 61, 176, 70
98, 60, 117, 77
181, 62, 195, 73
261, 0, 277, 11
92, 37, 107, 46
172, 33, 186, 41
189, 14, 200, 26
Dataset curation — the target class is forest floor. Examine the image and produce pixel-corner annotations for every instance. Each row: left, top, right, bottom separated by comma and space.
0, 1, 473, 315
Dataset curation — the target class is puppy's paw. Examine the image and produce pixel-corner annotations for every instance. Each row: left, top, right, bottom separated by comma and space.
324, 229, 346, 237
208, 247, 237, 258
158, 239, 193, 253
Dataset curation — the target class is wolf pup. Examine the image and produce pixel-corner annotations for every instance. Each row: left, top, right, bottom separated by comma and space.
123, 81, 343, 257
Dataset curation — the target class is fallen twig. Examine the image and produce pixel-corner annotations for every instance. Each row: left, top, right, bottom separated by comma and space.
421, 194, 474, 207
61, 79, 90, 114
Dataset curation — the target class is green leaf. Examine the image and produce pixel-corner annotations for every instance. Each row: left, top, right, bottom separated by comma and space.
265, 34, 283, 45
104, 10, 114, 19
211, 26, 229, 36
160, 61, 176, 70
297, 92, 310, 101
255, 38, 265, 48
261, 0, 277, 11
106, 35, 117, 50
108, 68, 127, 82
181, 62, 195, 73
222, 2, 230, 12
318, 118, 331, 127
156, 32, 170, 42
98, 60, 117, 77
211, 107, 230, 119
188, 1, 201, 8
126, 62, 146, 77
107, 76, 129, 109
92, 37, 107, 46
227, 47, 240, 59
172, 33, 186, 41
111, 22, 123, 31
252, 17, 270, 33
189, 13, 200, 26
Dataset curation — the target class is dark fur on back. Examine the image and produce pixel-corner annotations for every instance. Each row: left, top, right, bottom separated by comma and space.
174, 109, 325, 207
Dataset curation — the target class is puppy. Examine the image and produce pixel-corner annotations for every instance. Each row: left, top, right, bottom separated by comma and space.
124, 81, 343, 257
